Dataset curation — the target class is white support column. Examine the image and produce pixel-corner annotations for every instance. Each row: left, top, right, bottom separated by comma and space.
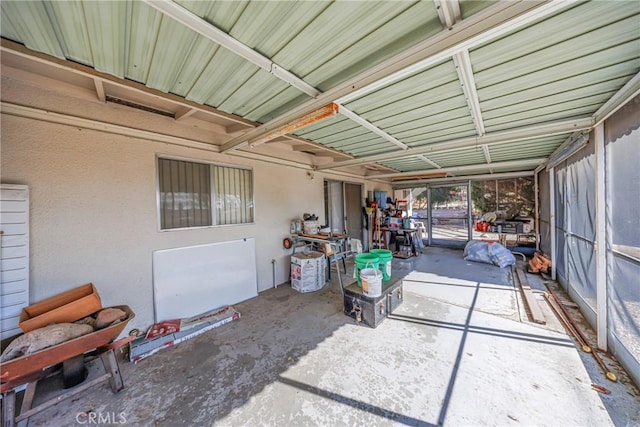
427, 187, 433, 247
534, 166, 540, 251
467, 180, 473, 241
594, 124, 608, 350
549, 167, 556, 280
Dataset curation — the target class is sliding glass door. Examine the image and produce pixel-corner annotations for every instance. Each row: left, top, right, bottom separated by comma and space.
429, 184, 471, 248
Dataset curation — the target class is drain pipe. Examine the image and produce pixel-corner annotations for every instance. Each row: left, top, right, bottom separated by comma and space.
272, 259, 277, 288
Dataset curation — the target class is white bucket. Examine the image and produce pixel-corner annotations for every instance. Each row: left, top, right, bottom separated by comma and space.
361, 267, 383, 297
303, 220, 319, 234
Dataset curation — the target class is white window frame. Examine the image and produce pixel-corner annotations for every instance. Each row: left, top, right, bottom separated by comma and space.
156, 154, 255, 231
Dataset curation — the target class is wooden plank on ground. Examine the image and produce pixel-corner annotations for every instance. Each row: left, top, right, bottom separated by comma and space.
516, 267, 546, 324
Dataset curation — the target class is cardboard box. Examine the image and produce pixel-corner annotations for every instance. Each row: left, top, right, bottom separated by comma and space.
19, 283, 102, 332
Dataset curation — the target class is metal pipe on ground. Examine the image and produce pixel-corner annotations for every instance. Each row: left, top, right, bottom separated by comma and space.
543, 293, 591, 353
544, 286, 618, 382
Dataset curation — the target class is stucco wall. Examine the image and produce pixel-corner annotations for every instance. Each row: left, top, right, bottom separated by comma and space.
1, 77, 390, 333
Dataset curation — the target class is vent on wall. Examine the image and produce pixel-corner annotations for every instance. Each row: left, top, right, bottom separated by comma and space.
105, 96, 175, 118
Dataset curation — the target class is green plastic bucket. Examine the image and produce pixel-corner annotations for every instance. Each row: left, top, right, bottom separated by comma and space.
354, 253, 379, 287
370, 249, 392, 281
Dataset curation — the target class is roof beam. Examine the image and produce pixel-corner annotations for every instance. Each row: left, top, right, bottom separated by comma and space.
453, 50, 485, 135
435, 0, 485, 136
225, 123, 254, 135
366, 158, 546, 179
481, 145, 492, 164
434, 0, 461, 28
393, 171, 534, 187
417, 154, 442, 169
219, 1, 576, 153
226, 103, 338, 150
337, 104, 409, 150
1, 40, 254, 127
93, 78, 106, 103
315, 117, 593, 170
282, 135, 354, 160
174, 107, 198, 121
141, 0, 320, 98
593, 71, 640, 127
482, 144, 494, 173
1, 101, 221, 153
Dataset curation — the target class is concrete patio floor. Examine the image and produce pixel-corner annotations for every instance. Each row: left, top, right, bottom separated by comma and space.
26, 247, 640, 426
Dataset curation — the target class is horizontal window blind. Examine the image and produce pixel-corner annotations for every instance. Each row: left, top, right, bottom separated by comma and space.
213, 165, 254, 225
159, 158, 212, 229
158, 158, 253, 229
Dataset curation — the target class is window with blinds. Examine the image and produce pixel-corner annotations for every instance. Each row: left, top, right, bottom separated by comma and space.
158, 158, 253, 230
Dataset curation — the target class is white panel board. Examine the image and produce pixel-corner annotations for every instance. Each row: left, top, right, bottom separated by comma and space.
153, 238, 257, 322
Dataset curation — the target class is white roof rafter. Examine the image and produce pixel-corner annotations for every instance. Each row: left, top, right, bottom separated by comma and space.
366, 158, 546, 179
593, 70, 640, 127
394, 171, 534, 187
436, 0, 485, 136
337, 104, 409, 150
434, 0, 461, 28
454, 50, 485, 136
417, 154, 442, 169
481, 144, 493, 173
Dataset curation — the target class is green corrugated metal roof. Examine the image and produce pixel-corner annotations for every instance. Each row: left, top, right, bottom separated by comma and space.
296, 116, 399, 158
425, 147, 487, 168
459, 0, 498, 20
381, 157, 437, 172
1, 0, 639, 177
473, 1, 640, 134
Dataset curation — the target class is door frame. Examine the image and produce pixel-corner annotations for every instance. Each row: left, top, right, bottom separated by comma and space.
324, 179, 363, 240
427, 181, 472, 248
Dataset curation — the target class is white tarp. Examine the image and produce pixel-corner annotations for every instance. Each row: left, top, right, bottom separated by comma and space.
605, 97, 640, 384
565, 140, 597, 316
555, 166, 568, 283
543, 95, 639, 386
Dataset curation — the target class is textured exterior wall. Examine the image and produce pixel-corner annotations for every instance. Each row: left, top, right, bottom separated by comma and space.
1, 74, 390, 333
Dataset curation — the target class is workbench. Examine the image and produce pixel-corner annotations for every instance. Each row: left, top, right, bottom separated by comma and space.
373, 227, 420, 258
290, 233, 351, 290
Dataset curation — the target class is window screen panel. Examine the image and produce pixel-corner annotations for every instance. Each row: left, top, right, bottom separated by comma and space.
213, 165, 253, 225
158, 158, 211, 229
471, 180, 497, 216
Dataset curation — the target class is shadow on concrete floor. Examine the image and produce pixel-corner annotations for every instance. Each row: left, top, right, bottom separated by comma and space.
23, 247, 640, 426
